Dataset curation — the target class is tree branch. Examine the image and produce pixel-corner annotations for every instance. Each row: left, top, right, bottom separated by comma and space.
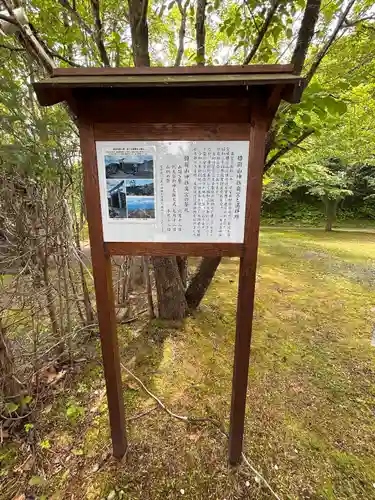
90, 0, 110, 67
174, 0, 188, 66
1, 0, 55, 72
305, 0, 357, 84
27, 21, 81, 67
264, 128, 314, 172
0, 12, 19, 25
291, 0, 322, 74
195, 0, 207, 65
57, 0, 93, 34
243, 0, 281, 65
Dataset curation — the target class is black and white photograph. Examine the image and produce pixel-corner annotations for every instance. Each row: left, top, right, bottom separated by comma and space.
106, 179, 127, 218
105, 154, 154, 179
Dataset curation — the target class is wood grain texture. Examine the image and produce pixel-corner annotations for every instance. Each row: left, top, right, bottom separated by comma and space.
105, 242, 244, 257
53, 64, 295, 77
79, 97, 251, 124
78, 120, 127, 458
228, 108, 270, 465
94, 123, 251, 141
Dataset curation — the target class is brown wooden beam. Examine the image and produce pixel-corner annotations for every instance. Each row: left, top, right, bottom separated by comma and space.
53, 64, 295, 77
79, 120, 127, 459
228, 111, 268, 465
105, 242, 244, 257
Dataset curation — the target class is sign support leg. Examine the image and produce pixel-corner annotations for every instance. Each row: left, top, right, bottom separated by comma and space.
228, 118, 267, 465
79, 121, 127, 458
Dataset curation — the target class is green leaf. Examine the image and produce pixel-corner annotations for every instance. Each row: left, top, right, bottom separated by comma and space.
24, 423, 34, 433
21, 395, 33, 406
5, 402, 19, 413
40, 439, 51, 449
226, 23, 235, 37
72, 448, 84, 456
29, 475, 45, 486
111, 32, 120, 43
301, 113, 311, 124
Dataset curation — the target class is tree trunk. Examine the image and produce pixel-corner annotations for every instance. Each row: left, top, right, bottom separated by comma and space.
195, 0, 207, 65
152, 257, 188, 319
176, 256, 188, 289
128, 0, 150, 66
291, 0, 322, 74
144, 257, 155, 318
185, 256, 221, 310
324, 196, 339, 232
0, 318, 23, 401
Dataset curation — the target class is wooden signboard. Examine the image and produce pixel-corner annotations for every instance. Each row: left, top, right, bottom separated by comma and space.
34, 65, 303, 465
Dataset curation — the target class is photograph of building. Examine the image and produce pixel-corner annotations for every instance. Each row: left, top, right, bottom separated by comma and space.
105, 154, 154, 179
127, 196, 155, 219
106, 179, 127, 218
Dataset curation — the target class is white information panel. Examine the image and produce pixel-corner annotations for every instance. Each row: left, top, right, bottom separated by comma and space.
96, 141, 249, 243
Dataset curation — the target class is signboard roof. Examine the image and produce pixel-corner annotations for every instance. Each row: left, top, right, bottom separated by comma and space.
33, 64, 304, 106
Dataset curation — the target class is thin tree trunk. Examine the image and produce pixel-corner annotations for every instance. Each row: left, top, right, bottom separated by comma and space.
185, 256, 221, 310
195, 0, 207, 65
0, 318, 23, 401
90, 0, 110, 66
324, 196, 339, 232
175, 0, 187, 66
67, 256, 85, 324
144, 257, 155, 318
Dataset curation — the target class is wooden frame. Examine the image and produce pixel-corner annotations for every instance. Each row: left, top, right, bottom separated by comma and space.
33, 65, 303, 465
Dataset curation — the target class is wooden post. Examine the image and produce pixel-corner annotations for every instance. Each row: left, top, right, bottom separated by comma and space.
228, 115, 268, 465
79, 120, 127, 458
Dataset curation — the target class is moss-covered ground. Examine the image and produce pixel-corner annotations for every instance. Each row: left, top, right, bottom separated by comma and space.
2, 229, 375, 499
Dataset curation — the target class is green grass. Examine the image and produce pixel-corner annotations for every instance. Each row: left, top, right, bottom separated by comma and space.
2, 228, 375, 500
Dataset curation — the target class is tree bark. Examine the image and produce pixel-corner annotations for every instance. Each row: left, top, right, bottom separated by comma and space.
128, 0, 150, 66
0, 318, 23, 401
90, 0, 111, 66
176, 256, 188, 289
305, 0, 356, 84
185, 256, 221, 310
153, 257, 188, 319
175, 0, 187, 66
291, 0, 322, 74
324, 196, 339, 232
195, 0, 207, 65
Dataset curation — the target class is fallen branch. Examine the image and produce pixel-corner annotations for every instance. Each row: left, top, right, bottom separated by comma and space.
120, 362, 281, 500
128, 405, 158, 421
